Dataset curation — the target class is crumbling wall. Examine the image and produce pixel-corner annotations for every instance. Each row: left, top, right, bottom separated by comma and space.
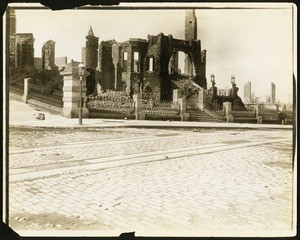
144, 33, 206, 101
112, 44, 122, 90
97, 41, 115, 90
143, 34, 163, 101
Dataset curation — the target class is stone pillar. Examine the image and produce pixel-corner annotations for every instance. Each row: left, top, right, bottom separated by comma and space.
178, 97, 189, 121
226, 115, 233, 123
173, 89, 181, 103
133, 93, 145, 120
223, 101, 232, 116
257, 116, 262, 124
223, 101, 233, 123
198, 89, 204, 111
60, 69, 89, 118
21, 78, 30, 103
178, 97, 187, 114
254, 104, 261, 117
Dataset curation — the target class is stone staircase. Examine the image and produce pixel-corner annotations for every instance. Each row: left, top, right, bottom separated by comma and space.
188, 108, 225, 123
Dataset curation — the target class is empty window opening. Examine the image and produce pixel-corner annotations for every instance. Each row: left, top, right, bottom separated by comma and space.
133, 52, 140, 72
147, 57, 154, 72
123, 52, 128, 70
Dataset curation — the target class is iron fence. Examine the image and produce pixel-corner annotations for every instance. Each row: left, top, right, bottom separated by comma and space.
30, 91, 63, 108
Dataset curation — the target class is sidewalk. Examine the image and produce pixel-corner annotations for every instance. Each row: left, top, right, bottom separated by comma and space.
8, 100, 293, 130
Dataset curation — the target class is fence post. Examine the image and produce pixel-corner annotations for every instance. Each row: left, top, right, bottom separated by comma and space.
198, 89, 205, 111
223, 101, 233, 123
254, 104, 262, 124
173, 89, 181, 103
21, 78, 30, 103
254, 104, 260, 117
60, 69, 89, 118
133, 93, 145, 120
178, 97, 189, 121
257, 116, 263, 124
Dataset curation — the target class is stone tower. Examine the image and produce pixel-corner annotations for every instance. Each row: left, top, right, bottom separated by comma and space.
84, 26, 98, 70
185, 10, 197, 40
184, 10, 197, 75
244, 81, 251, 104
15, 33, 35, 71
83, 26, 99, 95
42, 40, 55, 70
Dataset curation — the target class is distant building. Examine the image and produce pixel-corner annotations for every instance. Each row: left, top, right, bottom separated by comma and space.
271, 82, 276, 103
244, 81, 251, 104
55, 57, 67, 71
34, 57, 42, 70
42, 40, 56, 70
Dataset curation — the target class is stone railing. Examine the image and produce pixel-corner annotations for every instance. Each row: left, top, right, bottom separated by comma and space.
142, 101, 180, 115
86, 95, 135, 114
217, 89, 228, 96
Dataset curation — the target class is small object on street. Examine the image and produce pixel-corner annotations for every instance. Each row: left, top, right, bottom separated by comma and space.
35, 112, 45, 120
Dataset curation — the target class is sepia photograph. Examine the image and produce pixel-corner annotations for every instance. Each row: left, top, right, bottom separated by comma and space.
3, 2, 296, 238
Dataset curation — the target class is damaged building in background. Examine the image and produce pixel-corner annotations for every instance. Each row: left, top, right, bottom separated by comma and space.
85, 10, 207, 101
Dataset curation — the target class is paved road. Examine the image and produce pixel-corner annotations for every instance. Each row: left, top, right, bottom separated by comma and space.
8, 127, 295, 237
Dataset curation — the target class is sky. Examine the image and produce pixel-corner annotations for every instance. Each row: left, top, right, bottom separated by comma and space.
13, 3, 295, 103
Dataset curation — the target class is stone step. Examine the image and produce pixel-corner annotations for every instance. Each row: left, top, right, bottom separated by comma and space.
187, 108, 224, 123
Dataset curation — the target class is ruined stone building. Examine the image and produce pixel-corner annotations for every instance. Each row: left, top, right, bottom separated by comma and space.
85, 10, 207, 101
42, 40, 56, 70
14, 33, 35, 71
8, 8, 35, 72
9, 9, 16, 69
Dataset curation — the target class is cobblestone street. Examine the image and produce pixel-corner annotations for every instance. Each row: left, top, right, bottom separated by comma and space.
8, 127, 295, 236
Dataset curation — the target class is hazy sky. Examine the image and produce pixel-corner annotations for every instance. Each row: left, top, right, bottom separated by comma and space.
13, 4, 295, 103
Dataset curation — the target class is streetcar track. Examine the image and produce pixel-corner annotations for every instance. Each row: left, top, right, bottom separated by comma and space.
9, 134, 191, 154
10, 138, 290, 182
10, 142, 229, 172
